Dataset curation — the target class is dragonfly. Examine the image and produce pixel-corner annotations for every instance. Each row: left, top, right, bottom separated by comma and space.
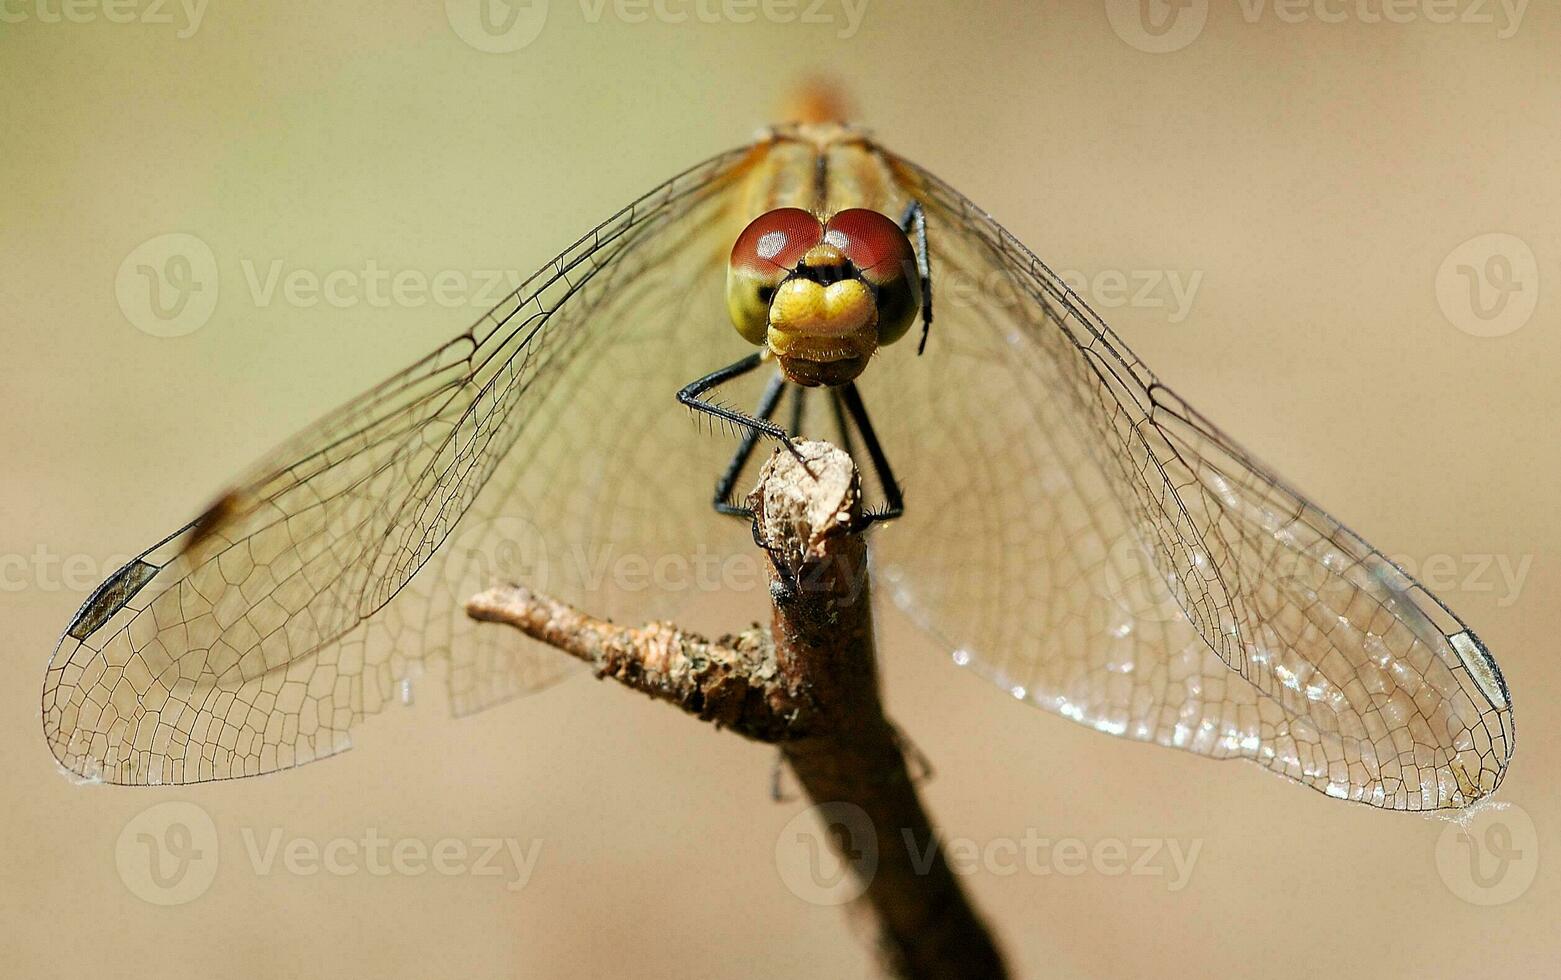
42, 95, 1514, 810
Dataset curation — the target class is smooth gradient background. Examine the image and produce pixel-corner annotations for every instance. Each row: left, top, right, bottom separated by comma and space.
2, 2, 1556, 976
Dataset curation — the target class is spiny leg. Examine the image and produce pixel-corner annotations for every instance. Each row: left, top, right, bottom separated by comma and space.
837, 382, 904, 526
679, 354, 811, 588
899, 199, 935, 355
677, 352, 795, 450
712, 370, 787, 518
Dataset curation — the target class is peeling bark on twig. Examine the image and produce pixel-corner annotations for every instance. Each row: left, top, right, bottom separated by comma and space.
466, 440, 1007, 979
465, 586, 815, 743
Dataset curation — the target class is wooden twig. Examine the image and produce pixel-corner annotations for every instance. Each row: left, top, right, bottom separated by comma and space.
466, 587, 812, 743
466, 440, 1006, 979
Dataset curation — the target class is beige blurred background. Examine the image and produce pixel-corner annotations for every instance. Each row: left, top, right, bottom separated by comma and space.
2, 2, 1557, 977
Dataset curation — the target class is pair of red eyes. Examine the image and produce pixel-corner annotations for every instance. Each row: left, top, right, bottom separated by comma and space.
730, 207, 914, 282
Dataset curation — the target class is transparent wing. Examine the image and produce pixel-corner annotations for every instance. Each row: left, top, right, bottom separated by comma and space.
44, 132, 1517, 806
861, 154, 1514, 810
42, 142, 771, 784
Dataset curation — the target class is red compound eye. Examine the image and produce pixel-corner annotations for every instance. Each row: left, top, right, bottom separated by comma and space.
728, 209, 826, 346
823, 209, 916, 283
730, 208, 824, 276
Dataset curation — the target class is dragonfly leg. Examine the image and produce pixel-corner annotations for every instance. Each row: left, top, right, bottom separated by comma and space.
712, 370, 788, 519
828, 386, 858, 460
678, 352, 798, 451
899, 199, 934, 355
787, 383, 807, 438
836, 382, 905, 527
680, 354, 814, 590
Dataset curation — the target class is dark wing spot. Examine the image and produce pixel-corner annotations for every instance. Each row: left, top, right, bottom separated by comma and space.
68, 558, 160, 640
188, 491, 241, 552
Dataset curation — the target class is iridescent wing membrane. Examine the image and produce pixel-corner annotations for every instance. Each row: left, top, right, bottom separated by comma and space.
44, 133, 1514, 808
859, 154, 1513, 810
43, 145, 768, 784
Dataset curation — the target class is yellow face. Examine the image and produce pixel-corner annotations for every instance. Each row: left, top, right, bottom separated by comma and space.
726, 208, 921, 387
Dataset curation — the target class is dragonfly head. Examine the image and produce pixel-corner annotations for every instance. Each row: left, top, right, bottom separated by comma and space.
727, 207, 921, 387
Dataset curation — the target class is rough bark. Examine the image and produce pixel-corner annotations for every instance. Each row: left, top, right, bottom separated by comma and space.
467, 440, 1006, 979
